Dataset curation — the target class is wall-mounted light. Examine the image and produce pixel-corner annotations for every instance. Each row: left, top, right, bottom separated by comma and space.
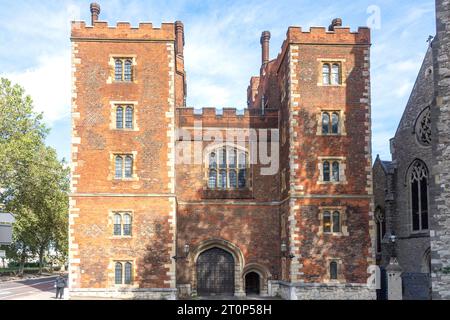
184, 244, 190, 256
281, 242, 288, 253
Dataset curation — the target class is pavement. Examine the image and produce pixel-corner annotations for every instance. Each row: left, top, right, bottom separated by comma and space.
0, 275, 67, 300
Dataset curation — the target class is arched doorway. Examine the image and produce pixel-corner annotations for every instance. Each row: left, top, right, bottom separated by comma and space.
245, 272, 260, 295
197, 248, 235, 296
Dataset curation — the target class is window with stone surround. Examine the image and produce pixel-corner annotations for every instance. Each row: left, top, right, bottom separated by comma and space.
319, 208, 348, 236
114, 261, 133, 285
114, 58, 133, 82
114, 155, 134, 180
326, 258, 344, 282
321, 111, 342, 135
115, 105, 134, 129
113, 212, 132, 237
207, 147, 248, 190
410, 160, 429, 232
321, 62, 342, 86
318, 157, 346, 184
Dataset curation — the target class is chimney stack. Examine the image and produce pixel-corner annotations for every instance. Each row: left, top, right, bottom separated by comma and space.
328, 18, 342, 31
90, 3, 101, 26
260, 31, 271, 66
175, 21, 185, 57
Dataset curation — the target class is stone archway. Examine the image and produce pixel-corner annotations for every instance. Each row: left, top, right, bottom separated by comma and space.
245, 272, 260, 295
197, 248, 235, 296
190, 239, 245, 297
242, 263, 271, 296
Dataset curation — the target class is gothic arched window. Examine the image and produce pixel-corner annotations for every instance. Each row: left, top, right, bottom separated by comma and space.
323, 161, 330, 182
331, 112, 340, 134
332, 162, 340, 182
322, 112, 330, 134
124, 60, 133, 82
331, 64, 341, 85
115, 156, 123, 179
322, 64, 331, 85
125, 106, 133, 129
410, 160, 429, 231
123, 214, 132, 236
114, 214, 122, 236
207, 147, 248, 189
375, 207, 386, 253
415, 107, 431, 146
115, 263, 123, 285
124, 262, 133, 285
116, 106, 124, 129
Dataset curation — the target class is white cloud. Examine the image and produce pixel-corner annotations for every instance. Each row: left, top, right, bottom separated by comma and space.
3, 51, 71, 124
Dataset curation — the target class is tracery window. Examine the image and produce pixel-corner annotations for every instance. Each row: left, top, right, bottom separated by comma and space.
207, 147, 248, 189
375, 207, 386, 253
410, 160, 429, 231
415, 107, 431, 146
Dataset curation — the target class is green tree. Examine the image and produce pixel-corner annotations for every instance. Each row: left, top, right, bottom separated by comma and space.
0, 78, 48, 187
0, 78, 69, 274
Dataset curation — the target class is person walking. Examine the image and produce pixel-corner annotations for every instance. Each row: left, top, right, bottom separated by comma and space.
55, 273, 67, 300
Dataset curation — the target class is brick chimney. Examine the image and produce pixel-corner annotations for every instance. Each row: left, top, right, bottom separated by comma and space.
175, 21, 185, 57
260, 31, 271, 66
328, 18, 342, 31
90, 3, 101, 26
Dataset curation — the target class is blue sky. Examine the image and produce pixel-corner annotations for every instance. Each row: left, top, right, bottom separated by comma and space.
0, 0, 436, 162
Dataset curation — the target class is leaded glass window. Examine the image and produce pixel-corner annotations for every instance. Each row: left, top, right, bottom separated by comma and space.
332, 211, 341, 233
125, 107, 133, 129
322, 112, 330, 134
125, 156, 133, 178
123, 214, 131, 236
322, 64, 331, 85
114, 214, 122, 236
410, 160, 429, 231
207, 147, 248, 189
115, 263, 123, 284
332, 112, 339, 134
323, 161, 330, 182
124, 262, 132, 285
331, 64, 341, 85
332, 161, 340, 182
323, 211, 332, 233
115, 156, 123, 179
116, 107, 124, 129
114, 58, 133, 82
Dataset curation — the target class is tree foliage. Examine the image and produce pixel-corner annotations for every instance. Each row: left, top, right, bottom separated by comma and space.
0, 78, 69, 273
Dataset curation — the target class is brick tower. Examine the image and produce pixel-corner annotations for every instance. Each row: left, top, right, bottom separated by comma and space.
69, 3, 185, 299
69, 3, 374, 300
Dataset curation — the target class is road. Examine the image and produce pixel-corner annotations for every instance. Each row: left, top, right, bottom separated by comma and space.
0, 276, 64, 300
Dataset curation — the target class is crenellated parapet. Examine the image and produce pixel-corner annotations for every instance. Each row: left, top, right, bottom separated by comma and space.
71, 21, 176, 41
177, 107, 279, 128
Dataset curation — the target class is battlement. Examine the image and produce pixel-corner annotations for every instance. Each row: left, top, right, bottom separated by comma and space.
286, 26, 371, 45
177, 108, 279, 128
71, 21, 176, 41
